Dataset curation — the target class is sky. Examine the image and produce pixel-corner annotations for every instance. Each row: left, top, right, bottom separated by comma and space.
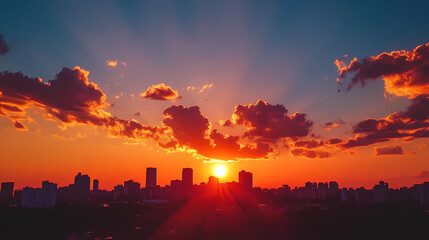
1, 0, 429, 190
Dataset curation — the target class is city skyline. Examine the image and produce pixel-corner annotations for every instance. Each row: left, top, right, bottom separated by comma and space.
1, 1, 429, 192
2, 167, 429, 192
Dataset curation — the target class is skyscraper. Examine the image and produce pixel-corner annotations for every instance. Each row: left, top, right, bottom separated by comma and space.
93, 179, 99, 192
239, 170, 253, 189
73, 172, 90, 203
182, 168, 193, 189
0, 182, 14, 203
124, 180, 141, 198
146, 167, 157, 188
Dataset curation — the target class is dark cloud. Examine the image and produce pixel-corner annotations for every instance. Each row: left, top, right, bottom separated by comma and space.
13, 121, 27, 130
336, 42, 429, 98
162, 105, 272, 160
375, 146, 404, 156
294, 139, 324, 149
340, 94, 429, 148
326, 138, 343, 145
290, 148, 332, 158
140, 83, 181, 101
222, 100, 313, 142
323, 119, 345, 130
0, 34, 9, 55
0, 67, 163, 140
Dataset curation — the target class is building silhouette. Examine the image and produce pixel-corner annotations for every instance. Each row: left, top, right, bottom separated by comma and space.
93, 179, 99, 192
239, 170, 253, 189
208, 176, 219, 185
182, 168, 193, 189
113, 184, 123, 200
124, 180, 141, 198
373, 181, 389, 203
22, 181, 57, 208
72, 172, 90, 203
146, 167, 157, 188
0, 182, 14, 204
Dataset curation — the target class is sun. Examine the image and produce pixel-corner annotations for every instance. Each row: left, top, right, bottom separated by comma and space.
214, 165, 227, 178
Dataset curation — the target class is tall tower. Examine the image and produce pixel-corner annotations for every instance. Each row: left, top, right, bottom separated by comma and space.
182, 168, 193, 189
239, 170, 253, 189
93, 179, 99, 191
0, 182, 14, 203
73, 172, 90, 203
146, 167, 157, 188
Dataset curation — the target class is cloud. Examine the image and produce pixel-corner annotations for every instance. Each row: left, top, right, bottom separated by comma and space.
199, 83, 214, 94
0, 34, 9, 55
290, 148, 332, 158
162, 105, 272, 160
0, 66, 163, 141
13, 121, 27, 130
106, 60, 118, 68
336, 42, 429, 98
415, 170, 429, 179
186, 84, 214, 94
323, 119, 345, 130
141, 83, 181, 101
340, 94, 429, 148
375, 146, 404, 156
326, 138, 343, 145
222, 100, 313, 142
294, 139, 324, 149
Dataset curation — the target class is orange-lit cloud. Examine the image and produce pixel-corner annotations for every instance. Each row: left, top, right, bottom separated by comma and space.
323, 119, 345, 130
340, 94, 429, 149
106, 60, 118, 68
161, 105, 272, 160
0, 67, 163, 141
375, 146, 403, 156
140, 83, 181, 101
199, 83, 214, 94
222, 100, 313, 142
336, 42, 429, 98
186, 83, 214, 94
0, 34, 9, 55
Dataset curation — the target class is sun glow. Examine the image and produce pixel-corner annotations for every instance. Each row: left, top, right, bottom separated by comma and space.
214, 165, 227, 178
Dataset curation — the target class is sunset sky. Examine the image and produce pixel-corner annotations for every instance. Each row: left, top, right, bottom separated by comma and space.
1, 1, 429, 190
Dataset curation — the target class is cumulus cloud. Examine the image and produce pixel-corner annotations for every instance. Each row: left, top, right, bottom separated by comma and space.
162, 105, 272, 160
0, 34, 9, 55
222, 100, 313, 142
340, 94, 429, 148
141, 83, 181, 101
375, 146, 404, 156
335, 43, 429, 150
336, 42, 429, 98
0, 67, 163, 140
